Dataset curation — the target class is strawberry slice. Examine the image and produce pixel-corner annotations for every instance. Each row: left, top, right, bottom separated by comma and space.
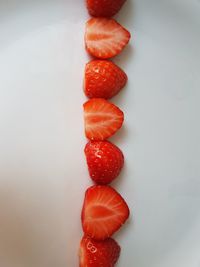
84, 60, 127, 99
85, 18, 131, 59
81, 185, 130, 240
83, 98, 124, 141
79, 235, 120, 267
85, 141, 124, 184
86, 0, 126, 18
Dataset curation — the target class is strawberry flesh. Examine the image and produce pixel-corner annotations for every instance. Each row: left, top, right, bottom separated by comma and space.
83, 98, 124, 141
85, 18, 131, 59
81, 185, 130, 240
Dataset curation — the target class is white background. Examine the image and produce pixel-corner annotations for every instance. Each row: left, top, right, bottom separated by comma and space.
0, 0, 200, 266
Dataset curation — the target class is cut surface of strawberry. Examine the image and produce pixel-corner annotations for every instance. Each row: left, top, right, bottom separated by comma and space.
81, 185, 130, 240
83, 98, 124, 141
85, 18, 131, 59
84, 60, 127, 99
85, 141, 124, 184
79, 235, 120, 267
86, 0, 126, 17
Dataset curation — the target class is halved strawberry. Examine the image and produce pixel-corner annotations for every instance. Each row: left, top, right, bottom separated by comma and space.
85, 18, 131, 59
79, 235, 120, 267
85, 141, 124, 184
83, 98, 124, 141
86, 0, 126, 17
84, 60, 127, 99
81, 185, 130, 240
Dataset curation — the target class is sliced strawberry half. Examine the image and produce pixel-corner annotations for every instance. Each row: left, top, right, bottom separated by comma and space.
86, 0, 127, 17
79, 235, 120, 267
85, 18, 131, 59
85, 141, 124, 184
81, 185, 130, 240
83, 98, 124, 141
84, 60, 127, 99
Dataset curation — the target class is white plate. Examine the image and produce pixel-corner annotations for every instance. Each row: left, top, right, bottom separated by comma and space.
0, 0, 200, 266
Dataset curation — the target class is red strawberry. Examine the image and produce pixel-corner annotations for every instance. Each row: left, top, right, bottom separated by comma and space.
79, 235, 120, 267
85, 141, 124, 184
81, 185, 130, 240
86, 0, 126, 17
83, 98, 124, 141
84, 60, 127, 99
85, 18, 131, 59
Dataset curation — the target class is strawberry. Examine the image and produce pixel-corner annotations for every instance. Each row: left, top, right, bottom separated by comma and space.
83, 98, 124, 141
85, 141, 124, 184
85, 18, 131, 59
81, 185, 130, 240
84, 60, 127, 99
86, 0, 126, 17
79, 235, 120, 267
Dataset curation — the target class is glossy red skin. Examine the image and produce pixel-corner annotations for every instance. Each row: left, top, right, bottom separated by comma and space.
85, 141, 124, 184
86, 0, 126, 17
79, 235, 120, 267
84, 60, 127, 99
